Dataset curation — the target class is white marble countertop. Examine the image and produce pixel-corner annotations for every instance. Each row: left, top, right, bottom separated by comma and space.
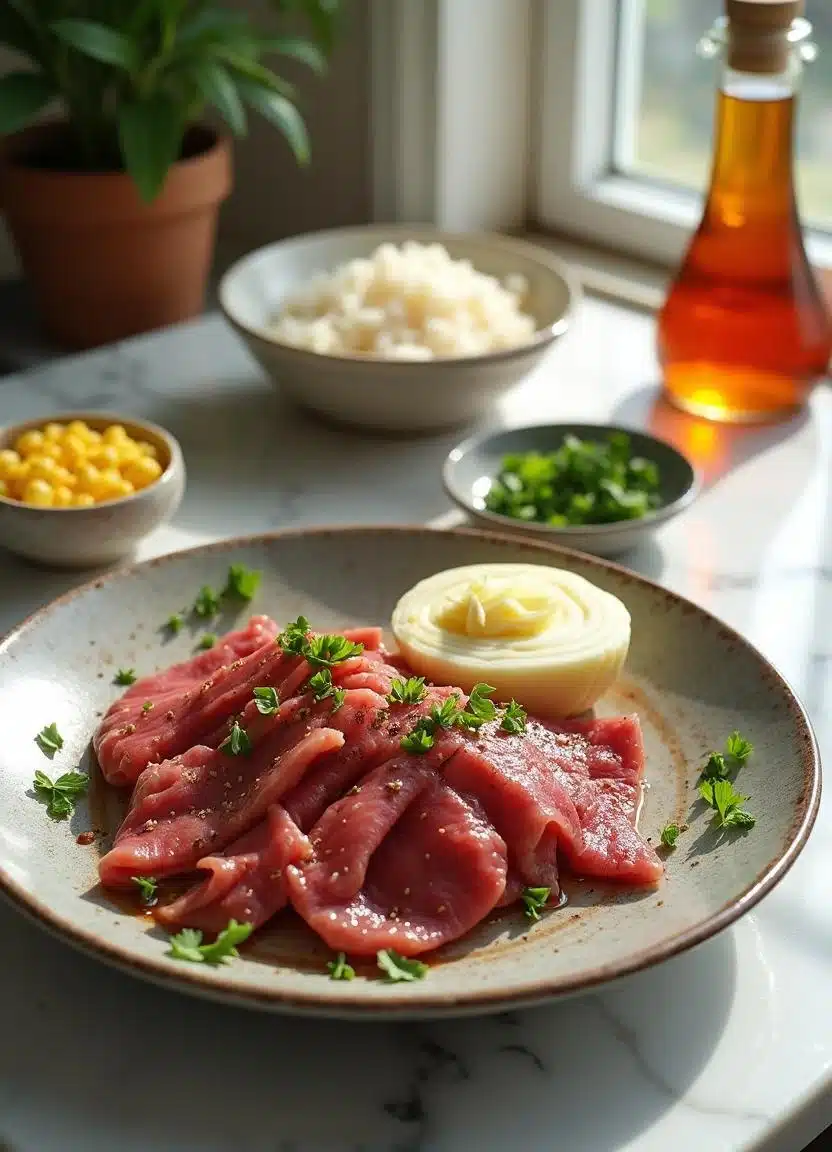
0, 303, 829, 1152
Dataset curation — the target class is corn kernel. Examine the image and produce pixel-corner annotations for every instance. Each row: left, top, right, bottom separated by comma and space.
124, 456, 163, 490
39, 440, 63, 462
111, 478, 134, 500
72, 492, 95, 508
136, 440, 158, 459
28, 456, 60, 482
89, 445, 120, 470
23, 478, 54, 507
103, 424, 128, 445
52, 466, 77, 489
0, 449, 21, 478
88, 469, 123, 501
67, 420, 92, 440
61, 434, 88, 467
43, 422, 66, 442
53, 485, 74, 507
15, 430, 45, 456
74, 462, 100, 492
115, 440, 141, 466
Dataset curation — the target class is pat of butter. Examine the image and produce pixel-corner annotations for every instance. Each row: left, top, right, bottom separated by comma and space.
432, 578, 561, 638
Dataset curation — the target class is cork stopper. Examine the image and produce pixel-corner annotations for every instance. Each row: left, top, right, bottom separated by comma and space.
725, 0, 804, 72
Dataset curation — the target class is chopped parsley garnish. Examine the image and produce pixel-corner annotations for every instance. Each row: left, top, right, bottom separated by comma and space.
277, 616, 311, 656
131, 875, 159, 906
219, 720, 252, 756
305, 634, 364, 669
387, 677, 427, 705
193, 585, 221, 618
485, 432, 661, 527
309, 668, 336, 701
223, 563, 261, 601
377, 949, 428, 982
114, 668, 137, 686
198, 633, 218, 650
327, 951, 356, 981
699, 779, 756, 830
500, 700, 527, 734
428, 695, 463, 730
699, 731, 755, 783
521, 886, 551, 921
35, 722, 64, 759
401, 727, 435, 755
253, 686, 280, 715
457, 682, 498, 730
166, 612, 184, 634
331, 688, 346, 711
141, 701, 153, 713
168, 919, 253, 965
33, 769, 88, 820
660, 822, 682, 848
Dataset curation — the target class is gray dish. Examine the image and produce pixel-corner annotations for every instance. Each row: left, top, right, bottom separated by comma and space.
443, 423, 700, 556
0, 527, 818, 1019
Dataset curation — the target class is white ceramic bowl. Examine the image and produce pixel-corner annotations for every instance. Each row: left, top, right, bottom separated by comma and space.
0, 412, 186, 568
219, 225, 578, 433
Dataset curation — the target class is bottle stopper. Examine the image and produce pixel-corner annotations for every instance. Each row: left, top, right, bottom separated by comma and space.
725, 0, 804, 73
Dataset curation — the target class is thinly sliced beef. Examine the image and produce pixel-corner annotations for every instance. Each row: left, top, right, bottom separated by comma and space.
156, 805, 311, 933
524, 715, 662, 884
287, 746, 508, 956
98, 684, 396, 886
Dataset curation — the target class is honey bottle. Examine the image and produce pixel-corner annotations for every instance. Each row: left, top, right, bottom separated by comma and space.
657, 0, 832, 423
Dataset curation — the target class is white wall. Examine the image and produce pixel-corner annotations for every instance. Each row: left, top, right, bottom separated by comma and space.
0, 1, 372, 280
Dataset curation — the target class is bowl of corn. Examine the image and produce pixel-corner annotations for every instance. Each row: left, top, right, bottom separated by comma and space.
0, 412, 185, 567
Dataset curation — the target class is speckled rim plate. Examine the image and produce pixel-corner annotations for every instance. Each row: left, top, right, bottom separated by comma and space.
0, 527, 820, 1019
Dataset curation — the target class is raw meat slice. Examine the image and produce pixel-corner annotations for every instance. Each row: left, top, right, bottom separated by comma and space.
99, 686, 386, 886
287, 747, 508, 956
441, 724, 583, 895
156, 805, 311, 933
524, 715, 662, 884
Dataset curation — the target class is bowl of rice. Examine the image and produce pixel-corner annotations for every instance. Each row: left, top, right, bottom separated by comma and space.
219, 225, 577, 432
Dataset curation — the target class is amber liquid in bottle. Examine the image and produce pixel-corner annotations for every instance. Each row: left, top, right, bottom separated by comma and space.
658, 87, 832, 422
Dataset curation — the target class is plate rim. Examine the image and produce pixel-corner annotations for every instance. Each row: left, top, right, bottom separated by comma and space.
0, 524, 821, 1017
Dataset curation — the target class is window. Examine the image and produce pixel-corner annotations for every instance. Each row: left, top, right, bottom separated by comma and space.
535, 0, 832, 266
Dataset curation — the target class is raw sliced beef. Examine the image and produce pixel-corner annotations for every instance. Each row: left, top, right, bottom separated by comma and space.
524, 715, 662, 884
156, 804, 311, 933
287, 746, 508, 956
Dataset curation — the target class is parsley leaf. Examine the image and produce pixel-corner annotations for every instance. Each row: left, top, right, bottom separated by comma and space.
305, 634, 364, 669
33, 768, 88, 820
327, 951, 356, 980
700, 753, 729, 782
198, 633, 218, 650
131, 875, 158, 906
501, 700, 527, 734
458, 683, 497, 730
35, 722, 64, 759
166, 612, 184, 634
308, 668, 338, 702
331, 688, 346, 711
168, 919, 253, 965
725, 731, 753, 769
377, 949, 429, 982
193, 585, 221, 618
141, 701, 153, 713
660, 822, 681, 848
428, 695, 463, 730
223, 563, 261, 601
114, 668, 137, 686
387, 677, 427, 705
699, 731, 754, 783
521, 886, 551, 921
219, 720, 252, 756
401, 727, 435, 755
253, 686, 280, 715
277, 616, 311, 656
698, 779, 755, 830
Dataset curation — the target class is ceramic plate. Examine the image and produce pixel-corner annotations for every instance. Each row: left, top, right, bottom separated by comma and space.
0, 528, 819, 1019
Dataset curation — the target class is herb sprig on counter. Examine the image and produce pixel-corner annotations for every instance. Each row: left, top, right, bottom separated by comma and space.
485, 432, 661, 527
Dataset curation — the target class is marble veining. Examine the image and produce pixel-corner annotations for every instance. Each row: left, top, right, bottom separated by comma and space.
0, 302, 830, 1152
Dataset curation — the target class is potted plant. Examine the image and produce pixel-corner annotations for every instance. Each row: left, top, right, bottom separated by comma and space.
0, 1, 342, 349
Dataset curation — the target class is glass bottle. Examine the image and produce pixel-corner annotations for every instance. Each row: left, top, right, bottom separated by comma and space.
657, 0, 832, 423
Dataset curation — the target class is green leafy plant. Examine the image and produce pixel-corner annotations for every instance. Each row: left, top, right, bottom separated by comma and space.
0, 1, 343, 201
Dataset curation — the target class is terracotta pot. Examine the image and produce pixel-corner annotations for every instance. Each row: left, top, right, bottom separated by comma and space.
0, 124, 232, 350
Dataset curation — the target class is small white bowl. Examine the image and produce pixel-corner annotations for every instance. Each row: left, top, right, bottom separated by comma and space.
219, 225, 578, 433
0, 412, 186, 568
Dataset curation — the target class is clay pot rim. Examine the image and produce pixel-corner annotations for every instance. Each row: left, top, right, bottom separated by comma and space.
0, 121, 225, 179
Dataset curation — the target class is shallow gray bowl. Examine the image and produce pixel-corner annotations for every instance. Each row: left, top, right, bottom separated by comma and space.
443, 423, 700, 556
